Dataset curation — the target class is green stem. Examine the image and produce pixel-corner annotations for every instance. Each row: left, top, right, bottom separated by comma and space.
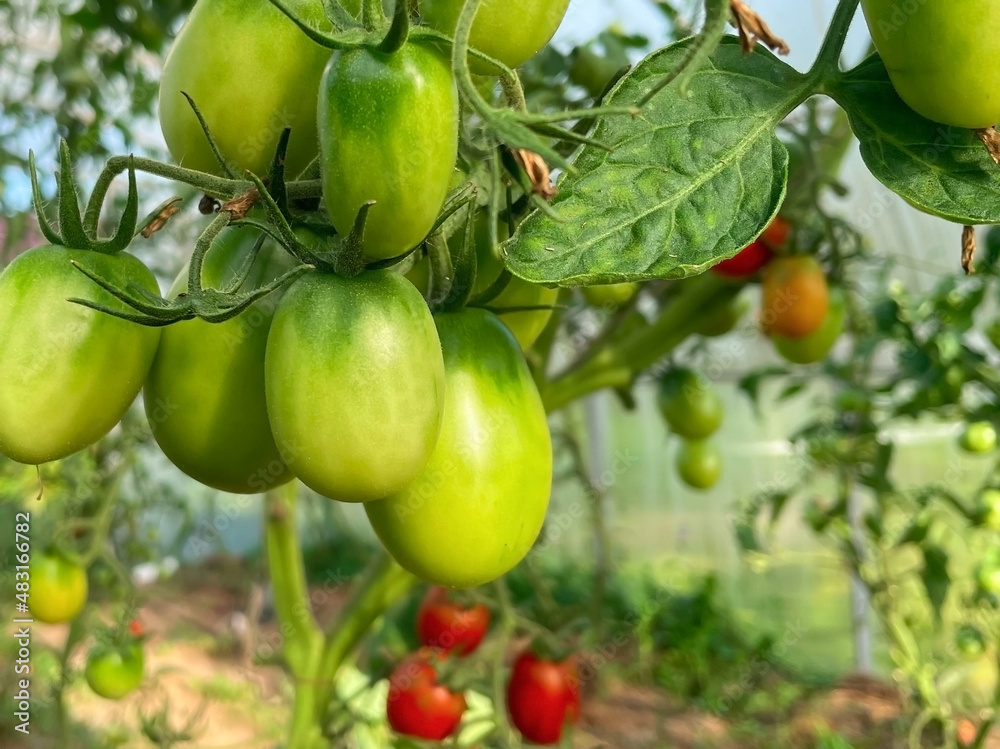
265, 485, 324, 678
315, 551, 417, 711
362, 0, 387, 31
491, 579, 518, 745
54, 617, 84, 745
377, 0, 408, 54
808, 0, 860, 85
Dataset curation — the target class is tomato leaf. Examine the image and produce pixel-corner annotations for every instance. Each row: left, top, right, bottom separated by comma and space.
830, 55, 1000, 225
505, 37, 805, 285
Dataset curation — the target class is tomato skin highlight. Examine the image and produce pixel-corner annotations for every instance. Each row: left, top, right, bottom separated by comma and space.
420, 0, 571, 74
319, 43, 459, 260
386, 653, 466, 740
860, 0, 1000, 129
85, 642, 145, 700
760, 255, 829, 339
158, 0, 332, 177
265, 270, 445, 503
416, 587, 490, 655
144, 229, 298, 494
366, 309, 552, 588
772, 287, 846, 364
27, 552, 88, 624
507, 652, 580, 745
0, 247, 161, 465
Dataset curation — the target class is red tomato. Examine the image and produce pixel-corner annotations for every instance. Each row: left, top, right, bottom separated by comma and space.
128, 620, 144, 638
416, 587, 490, 656
386, 652, 466, 741
507, 652, 581, 745
711, 217, 789, 279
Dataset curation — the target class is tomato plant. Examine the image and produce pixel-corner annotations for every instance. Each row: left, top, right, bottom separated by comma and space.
675, 439, 722, 491
386, 652, 466, 741
760, 255, 830, 339
265, 270, 445, 503
144, 228, 298, 494
416, 587, 490, 655
158, 0, 333, 177
657, 368, 723, 440
85, 641, 145, 700
507, 651, 580, 746
419, 0, 571, 73
860, 0, 1000, 129
27, 551, 88, 624
366, 309, 551, 588
0, 247, 161, 465
319, 42, 458, 259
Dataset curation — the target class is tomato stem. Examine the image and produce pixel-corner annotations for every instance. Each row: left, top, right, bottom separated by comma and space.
377, 0, 408, 54
808, 0, 860, 85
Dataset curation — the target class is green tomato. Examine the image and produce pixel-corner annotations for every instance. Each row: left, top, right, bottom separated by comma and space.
569, 44, 629, 99
405, 214, 557, 350
420, 0, 571, 74
956, 624, 987, 660
694, 293, 750, 338
159, 0, 332, 177
0, 247, 160, 465
319, 43, 458, 260
860, 1, 1000, 129
676, 439, 722, 491
265, 270, 445, 502
27, 552, 88, 624
977, 490, 1000, 531
978, 563, 1000, 596
772, 288, 846, 364
144, 229, 298, 494
366, 309, 552, 588
582, 283, 640, 311
85, 643, 144, 700
657, 369, 723, 440
960, 422, 997, 454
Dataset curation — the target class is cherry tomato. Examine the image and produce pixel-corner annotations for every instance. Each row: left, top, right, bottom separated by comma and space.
711, 240, 773, 279
420, 0, 571, 74
319, 43, 458, 259
159, 0, 333, 176
416, 587, 490, 655
676, 439, 722, 491
85, 642, 145, 700
0, 247, 160, 465
860, 1, 1000, 129
772, 287, 846, 364
760, 255, 829, 339
977, 490, 1000, 531
955, 624, 987, 660
507, 652, 580, 745
265, 270, 445, 503
27, 552, 88, 624
144, 228, 298, 494
694, 293, 750, 338
978, 563, 1000, 596
386, 652, 466, 741
366, 309, 552, 588
657, 369, 723, 440
582, 282, 640, 310
960, 422, 997, 454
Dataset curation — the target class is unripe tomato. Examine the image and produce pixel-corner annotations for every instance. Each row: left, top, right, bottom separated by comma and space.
978, 562, 1000, 596
960, 422, 998, 454
694, 293, 750, 338
416, 587, 490, 655
27, 552, 88, 624
85, 642, 144, 700
507, 652, 580, 745
978, 490, 1000, 531
319, 43, 458, 259
772, 287, 846, 364
386, 652, 466, 740
420, 0, 571, 74
366, 309, 552, 588
265, 270, 445, 503
0, 247, 161, 465
676, 439, 722, 491
860, 1, 1000, 129
760, 255, 829, 339
159, 0, 332, 177
144, 229, 298, 494
582, 282, 640, 310
657, 369, 723, 440
569, 44, 630, 99
955, 624, 987, 660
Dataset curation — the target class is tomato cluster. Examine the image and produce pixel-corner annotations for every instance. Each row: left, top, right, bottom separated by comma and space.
388, 589, 580, 745
658, 368, 724, 491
